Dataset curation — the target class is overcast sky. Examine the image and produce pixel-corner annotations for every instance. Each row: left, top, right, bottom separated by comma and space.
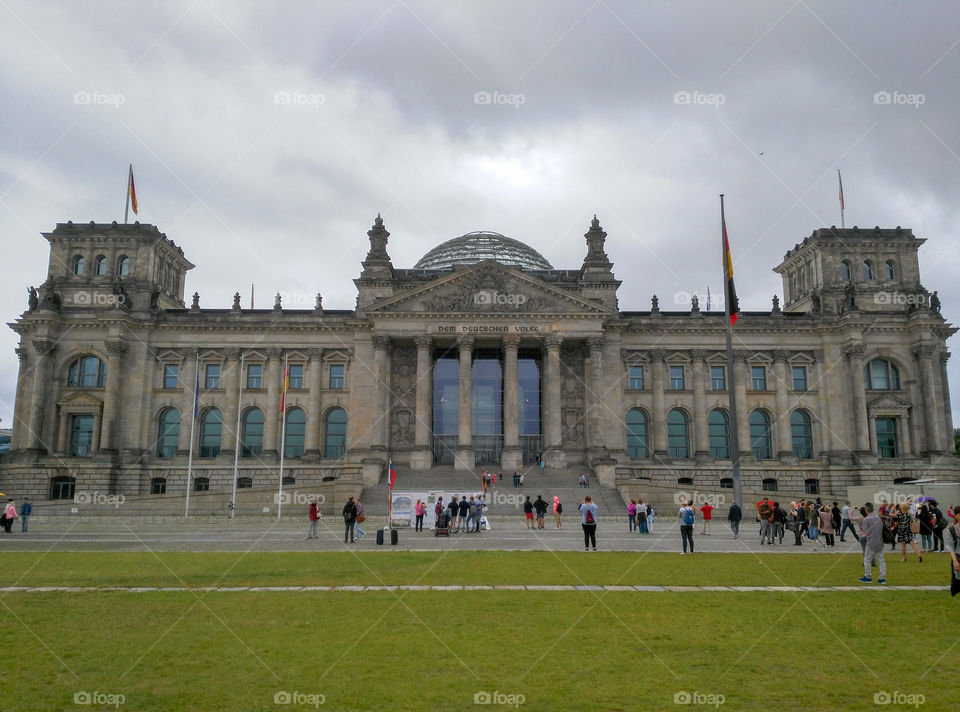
2, 1, 959, 430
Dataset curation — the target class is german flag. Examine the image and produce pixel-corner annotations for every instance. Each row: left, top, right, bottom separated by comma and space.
280, 361, 289, 413
722, 199, 739, 326
128, 165, 138, 215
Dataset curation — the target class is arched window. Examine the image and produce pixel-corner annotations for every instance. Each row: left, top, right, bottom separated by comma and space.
117, 256, 130, 276
67, 356, 107, 387
241, 408, 264, 457
840, 260, 851, 281
749, 409, 772, 460
791, 410, 813, 459
666, 409, 689, 459
862, 260, 874, 280
150, 477, 166, 494
324, 407, 347, 458
157, 408, 180, 458
199, 408, 222, 458
284, 407, 306, 458
626, 408, 648, 458
884, 260, 896, 280
73, 254, 86, 275
95, 255, 108, 276
708, 409, 729, 459
864, 359, 901, 390
50, 475, 76, 500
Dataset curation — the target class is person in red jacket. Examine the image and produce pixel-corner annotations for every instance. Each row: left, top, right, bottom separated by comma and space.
306, 500, 320, 539
699, 502, 714, 535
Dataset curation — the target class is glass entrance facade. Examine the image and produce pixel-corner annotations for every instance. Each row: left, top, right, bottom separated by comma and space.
472, 350, 503, 464
518, 352, 542, 463
432, 352, 459, 464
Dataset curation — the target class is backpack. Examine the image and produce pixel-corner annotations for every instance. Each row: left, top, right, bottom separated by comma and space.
556, 503, 563, 514
682, 507, 695, 526
585, 508, 595, 525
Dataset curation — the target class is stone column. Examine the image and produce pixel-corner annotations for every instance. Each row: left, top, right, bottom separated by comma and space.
691, 350, 709, 461
11, 347, 30, 451
221, 349, 242, 457
28, 339, 56, 452
543, 335, 565, 468
844, 344, 870, 455
305, 349, 324, 458
940, 353, 954, 448
732, 351, 750, 461
586, 337, 606, 450
411, 336, 434, 470
772, 350, 793, 459
372, 335, 392, 452
455, 335, 474, 470
650, 349, 667, 456
501, 335, 522, 470
914, 345, 943, 454
180, 348, 199, 456
262, 349, 281, 457
99, 341, 125, 451
811, 351, 831, 457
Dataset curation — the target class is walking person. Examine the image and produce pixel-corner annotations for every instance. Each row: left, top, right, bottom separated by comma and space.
628, 499, 637, 532
840, 501, 860, 543
414, 499, 425, 532
699, 500, 714, 535
758, 499, 773, 545
646, 503, 655, 533
342, 496, 357, 544
857, 502, 887, 584
894, 503, 922, 562
306, 499, 320, 539
806, 503, 823, 550
678, 500, 695, 554
818, 503, 834, 547
19, 497, 31, 532
3, 499, 18, 533
879, 502, 897, 551
553, 496, 562, 528
930, 500, 946, 552
578, 496, 598, 551
728, 501, 742, 539
917, 502, 934, 553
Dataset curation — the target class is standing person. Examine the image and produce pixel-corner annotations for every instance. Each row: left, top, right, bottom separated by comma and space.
434, 496, 444, 525
628, 499, 637, 532
917, 502, 933, 553
894, 503, 922, 562
818, 504, 834, 547
930, 500, 946, 553
728, 501, 742, 539
699, 500, 714, 536
646, 503, 655, 533
342, 496, 357, 544
636, 499, 648, 535
540, 459, 546, 474
523, 496, 535, 529
19, 497, 31, 533
457, 496, 470, 534
466, 496, 479, 533
678, 500, 695, 554
519, 473, 525, 488
758, 499, 773, 545
414, 499, 425, 532
879, 502, 897, 551
3, 499, 18, 533
831, 502, 842, 539
306, 500, 319, 539
806, 503, 823, 550
948, 506, 960, 577
534, 495, 548, 530
513, 472, 519, 488
353, 498, 366, 540
553, 496, 562, 528
578, 496, 598, 551
857, 502, 887, 584
773, 502, 787, 544
788, 502, 803, 546
840, 501, 860, 543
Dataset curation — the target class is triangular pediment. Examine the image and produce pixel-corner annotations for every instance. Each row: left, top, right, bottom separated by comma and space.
57, 391, 104, 408
867, 394, 912, 410
367, 261, 609, 316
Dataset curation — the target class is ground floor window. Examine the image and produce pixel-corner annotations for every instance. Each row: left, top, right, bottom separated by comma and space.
151, 477, 166, 494
50, 476, 76, 500
193, 477, 209, 492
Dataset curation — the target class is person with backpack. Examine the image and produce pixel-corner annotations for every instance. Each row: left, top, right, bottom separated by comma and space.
930, 500, 947, 552
534, 495, 548, 529
553, 496, 562, 528
342, 496, 357, 544
306, 500, 320, 539
678, 499, 695, 554
578, 496, 598, 551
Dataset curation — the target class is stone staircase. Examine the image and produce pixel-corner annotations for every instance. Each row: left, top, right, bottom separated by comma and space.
358, 463, 627, 518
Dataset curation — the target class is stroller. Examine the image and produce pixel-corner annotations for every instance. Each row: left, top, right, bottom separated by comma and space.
434, 510, 451, 537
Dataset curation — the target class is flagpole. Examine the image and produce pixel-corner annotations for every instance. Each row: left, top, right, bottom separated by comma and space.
230, 352, 244, 519
124, 164, 132, 224
386, 459, 394, 529
185, 352, 199, 518
277, 353, 288, 520
721, 195, 743, 512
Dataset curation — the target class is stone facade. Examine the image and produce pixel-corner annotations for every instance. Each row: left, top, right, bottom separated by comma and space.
2, 216, 958, 503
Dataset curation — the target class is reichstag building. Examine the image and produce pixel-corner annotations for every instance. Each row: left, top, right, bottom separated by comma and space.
3, 215, 958, 502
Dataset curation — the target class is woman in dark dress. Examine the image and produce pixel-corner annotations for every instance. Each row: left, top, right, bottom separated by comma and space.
895, 503, 922, 562
917, 503, 933, 553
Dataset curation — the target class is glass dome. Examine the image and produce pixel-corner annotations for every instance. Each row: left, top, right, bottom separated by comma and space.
413, 231, 554, 271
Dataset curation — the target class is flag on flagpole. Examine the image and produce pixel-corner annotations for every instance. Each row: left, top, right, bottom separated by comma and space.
193, 357, 200, 417
280, 360, 289, 413
706, 285, 712, 312
722, 204, 739, 326
838, 169, 844, 210
128, 165, 138, 215
388, 460, 397, 490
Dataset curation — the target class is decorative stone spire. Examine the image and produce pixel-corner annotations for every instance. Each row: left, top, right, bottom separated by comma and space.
359, 213, 394, 280
314, 293, 324, 315
580, 215, 614, 278
190, 292, 200, 311
232, 292, 241, 312
273, 292, 283, 311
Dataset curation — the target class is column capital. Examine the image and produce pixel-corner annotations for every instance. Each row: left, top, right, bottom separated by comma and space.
184, 347, 200, 360
15, 346, 29, 364
372, 335, 392, 350
502, 335, 521, 350
772, 349, 790, 363
307, 348, 325, 361
586, 337, 604, 353
843, 343, 865, 360
544, 335, 563, 351
690, 349, 709, 361
224, 347, 242, 361
941, 351, 951, 365
264, 348, 282, 360
31, 339, 56, 357
414, 335, 433, 351
104, 341, 126, 357
912, 344, 936, 360
731, 349, 750, 363
457, 335, 474, 351
648, 348, 666, 362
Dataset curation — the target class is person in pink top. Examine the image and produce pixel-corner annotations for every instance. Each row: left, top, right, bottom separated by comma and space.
699, 502, 714, 535
2, 499, 18, 533
414, 499, 425, 532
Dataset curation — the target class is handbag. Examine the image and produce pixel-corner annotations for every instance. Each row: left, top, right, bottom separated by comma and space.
910, 518, 920, 534
356, 514, 366, 523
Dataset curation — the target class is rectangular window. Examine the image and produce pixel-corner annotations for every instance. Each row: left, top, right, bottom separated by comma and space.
710, 365, 726, 391
288, 364, 304, 389
628, 366, 644, 390
792, 366, 808, 391
751, 366, 767, 391
669, 365, 685, 390
247, 364, 263, 389
329, 364, 345, 390
204, 363, 220, 389
876, 417, 898, 458
69, 414, 95, 457
163, 364, 179, 389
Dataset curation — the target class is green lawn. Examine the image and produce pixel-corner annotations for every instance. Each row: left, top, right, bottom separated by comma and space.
1, 553, 955, 711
